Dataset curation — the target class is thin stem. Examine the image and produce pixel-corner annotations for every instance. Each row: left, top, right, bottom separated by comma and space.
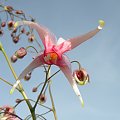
36, 82, 45, 89
48, 83, 58, 120
14, 98, 52, 110
47, 67, 58, 120
47, 69, 60, 81
35, 114, 46, 120
0, 77, 20, 91
71, 60, 81, 70
26, 45, 38, 53
1, 48, 18, 80
40, 110, 52, 116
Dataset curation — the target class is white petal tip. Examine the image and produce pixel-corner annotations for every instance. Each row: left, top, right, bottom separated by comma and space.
79, 96, 84, 107
98, 26, 103, 30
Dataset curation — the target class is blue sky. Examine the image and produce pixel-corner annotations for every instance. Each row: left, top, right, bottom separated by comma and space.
0, 0, 120, 120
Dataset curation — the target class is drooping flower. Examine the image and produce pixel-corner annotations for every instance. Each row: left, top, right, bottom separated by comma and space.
11, 20, 105, 106
73, 68, 90, 85
0, 105, 20, 120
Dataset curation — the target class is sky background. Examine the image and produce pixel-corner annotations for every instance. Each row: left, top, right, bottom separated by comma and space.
0, 0, 120, 120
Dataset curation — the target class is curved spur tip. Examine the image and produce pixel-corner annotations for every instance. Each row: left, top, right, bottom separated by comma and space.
79, 96, 84, 107
99, 20, 105, 28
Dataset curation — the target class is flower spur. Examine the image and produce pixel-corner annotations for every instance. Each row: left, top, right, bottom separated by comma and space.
10, 20, 105, 107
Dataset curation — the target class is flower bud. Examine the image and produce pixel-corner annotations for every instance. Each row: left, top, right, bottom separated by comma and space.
24, 72, 31, 81
0, 29, 3, 36
16, 47, 27, 58
26, 31, 30, 36
11, 54, 17, 63
12, 36, 19, 43
21, 28, 25, 33
28, 34, 35, 42
12, 28, 17, 33
32, 87, 38, 92
15, 99, 23, 104
1, 22, 6, 27
8, 21, 15, 30
39, 94, 47, 104
4, 6, 13, 12
15, 10, 24, 14
73, 68, 89, 85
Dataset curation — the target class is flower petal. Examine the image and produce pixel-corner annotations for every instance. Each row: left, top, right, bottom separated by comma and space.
18, 53, 44, 80
57, 37, 66, 45
59, 55, 84, 106
68, 27, 101, 50
53, 39, 71, 58
15, 21, 57, 46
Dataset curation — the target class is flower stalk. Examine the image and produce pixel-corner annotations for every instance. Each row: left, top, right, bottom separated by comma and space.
49, 82, 58, 120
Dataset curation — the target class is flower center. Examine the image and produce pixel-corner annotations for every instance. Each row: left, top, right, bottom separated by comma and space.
44, 52, 58, 64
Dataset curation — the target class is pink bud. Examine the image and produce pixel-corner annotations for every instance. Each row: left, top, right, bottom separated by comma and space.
13, 36, 19, 43
28, 34, 35, 42
21, 28, 25, 33
1, 22, 6, 27
11, 54, 17, 63
24, 72, 31, 81
15, 10, 24, 14
39, 94, 47, 104
8, 21, 15, 30
16, 47, 27, 58
15, 99, 23, 104
32, 87, 38, 92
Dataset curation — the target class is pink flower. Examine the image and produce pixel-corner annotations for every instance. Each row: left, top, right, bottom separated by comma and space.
12, 20, 104, 106
0, 105, 20, 120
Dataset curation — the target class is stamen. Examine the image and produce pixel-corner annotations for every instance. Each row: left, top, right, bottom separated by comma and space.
44, 52, 58, 64
50, 53, 58, 60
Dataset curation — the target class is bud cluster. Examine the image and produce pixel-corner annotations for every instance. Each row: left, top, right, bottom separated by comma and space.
0, 4, 35, 43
